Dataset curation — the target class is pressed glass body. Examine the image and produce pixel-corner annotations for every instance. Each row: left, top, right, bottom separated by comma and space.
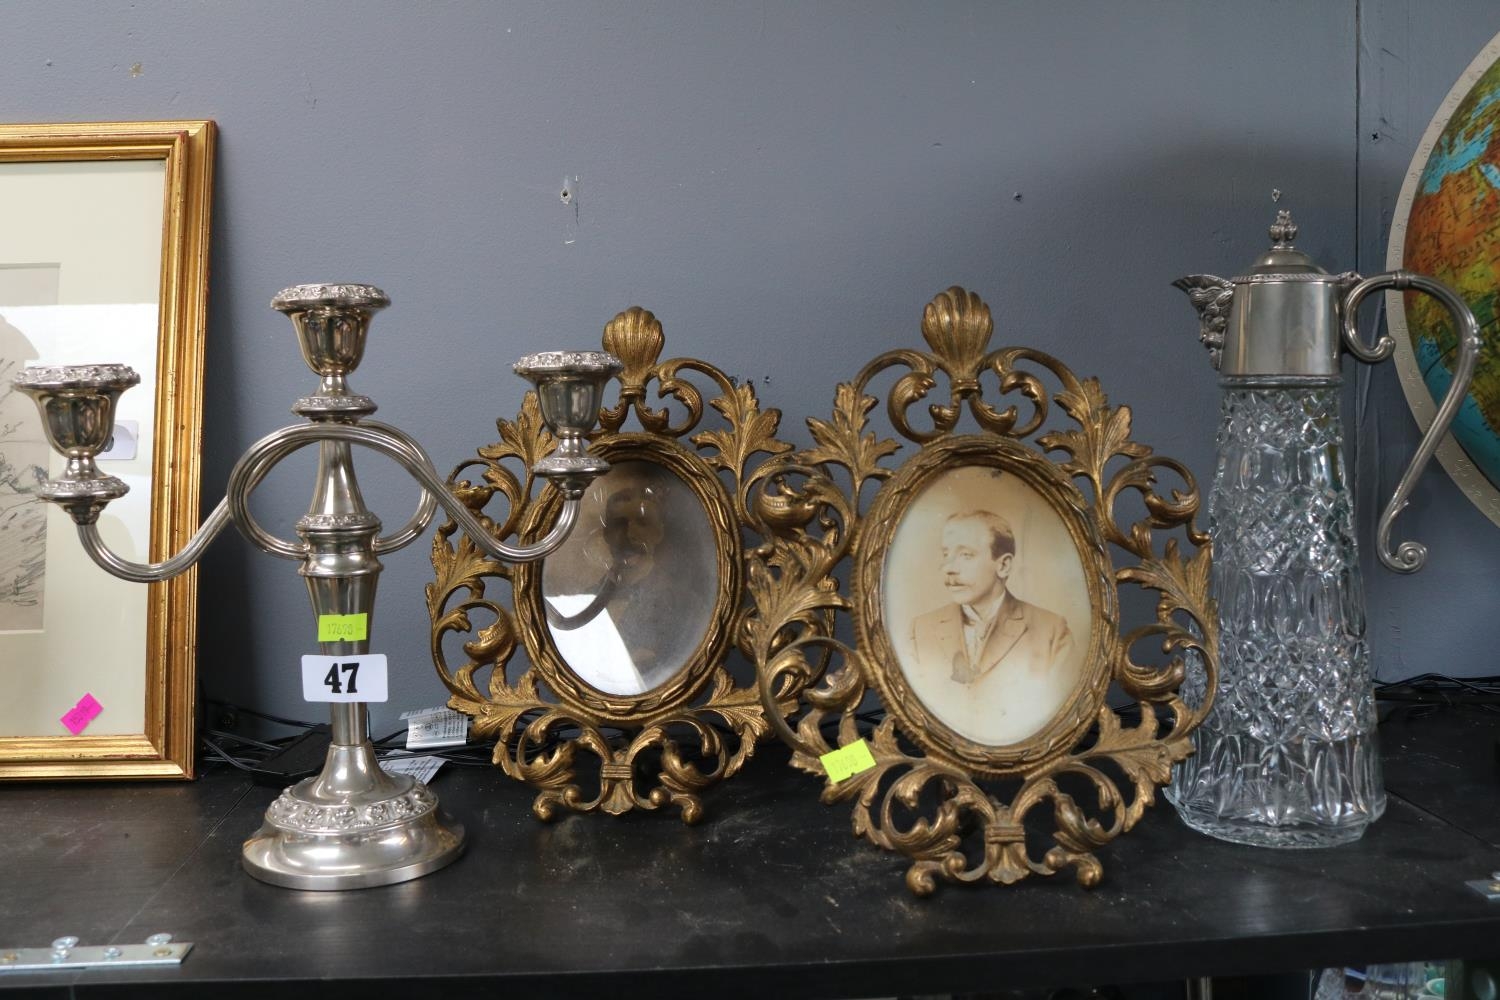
1168, 383, 1386, 847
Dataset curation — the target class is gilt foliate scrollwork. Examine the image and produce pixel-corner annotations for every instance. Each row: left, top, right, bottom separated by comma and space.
745, 286, 1216, 894
428, 308, 795, 822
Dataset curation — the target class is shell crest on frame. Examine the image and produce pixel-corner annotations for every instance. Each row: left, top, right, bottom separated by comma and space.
921, 286, 994, 386
603, 306, 665, 397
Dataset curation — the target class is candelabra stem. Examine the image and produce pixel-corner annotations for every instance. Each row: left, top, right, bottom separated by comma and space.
328, 702, 366, 748
239, 435, 464, 890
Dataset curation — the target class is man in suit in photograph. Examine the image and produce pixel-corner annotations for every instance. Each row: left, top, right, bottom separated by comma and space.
908, 510, 1073, 688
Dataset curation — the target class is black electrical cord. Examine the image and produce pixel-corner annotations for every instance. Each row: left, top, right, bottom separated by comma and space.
204, 698, 321, 731
199, 733, 264, 771
206, 729, 282, 751
1377, 671, 1500, 697
1375, 672, 1500, 715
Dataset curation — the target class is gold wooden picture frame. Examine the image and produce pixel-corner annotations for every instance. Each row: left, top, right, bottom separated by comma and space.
0, 121, 215, 779
744, 286, 1217, 893
428, 307, 794, 821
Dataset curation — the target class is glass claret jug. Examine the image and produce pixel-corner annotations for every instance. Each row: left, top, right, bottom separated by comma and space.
1169, 210, 1479, 847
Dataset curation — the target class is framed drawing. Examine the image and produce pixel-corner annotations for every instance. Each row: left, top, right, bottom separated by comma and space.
744, 287, 1217, 893
428, 306, 796, 821
0, 121, 214, 778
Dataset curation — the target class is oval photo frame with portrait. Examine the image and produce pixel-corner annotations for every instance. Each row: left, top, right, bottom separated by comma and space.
746, 286, 1215, 892
856, 437, 1112, 775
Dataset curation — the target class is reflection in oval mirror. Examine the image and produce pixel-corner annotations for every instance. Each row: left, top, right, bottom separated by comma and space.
541, 459, 720, 696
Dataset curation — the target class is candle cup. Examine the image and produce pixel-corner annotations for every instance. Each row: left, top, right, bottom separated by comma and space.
272, 283, 389, 419
514, 350, 623, 498
11, 364, 139, 524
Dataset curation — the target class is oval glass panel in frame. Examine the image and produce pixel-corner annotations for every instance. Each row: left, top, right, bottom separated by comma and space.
427, 307, 797, 822
744, 287, 1218, 894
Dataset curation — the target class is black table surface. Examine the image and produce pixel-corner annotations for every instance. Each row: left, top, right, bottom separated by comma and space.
0, 706, 1498, 999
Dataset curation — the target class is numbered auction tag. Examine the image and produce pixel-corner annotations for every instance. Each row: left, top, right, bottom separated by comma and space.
301, 654, 389, 703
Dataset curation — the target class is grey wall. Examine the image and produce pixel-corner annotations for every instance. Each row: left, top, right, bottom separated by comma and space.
2, 1, 1494, 733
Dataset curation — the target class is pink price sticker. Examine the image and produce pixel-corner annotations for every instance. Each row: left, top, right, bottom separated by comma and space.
60, 693, 103, 735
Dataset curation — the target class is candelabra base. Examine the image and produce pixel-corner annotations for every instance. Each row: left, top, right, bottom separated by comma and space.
241, 768, 465, 890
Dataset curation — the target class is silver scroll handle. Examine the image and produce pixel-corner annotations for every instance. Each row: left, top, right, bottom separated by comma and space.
1340, 270, 1481, 574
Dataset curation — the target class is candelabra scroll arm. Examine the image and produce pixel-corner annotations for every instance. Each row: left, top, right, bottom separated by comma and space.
74, 497, 236, 584
226, 422, 582, 565
70, 432, 316, 580
1341, 270, 1481, 573
358, 421, 440, 555
223, 425, 317, 560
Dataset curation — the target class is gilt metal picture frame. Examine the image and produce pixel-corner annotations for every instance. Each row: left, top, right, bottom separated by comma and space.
0, 120, 214, 778
744, 286, 1217, 892
428, 306, 794, 821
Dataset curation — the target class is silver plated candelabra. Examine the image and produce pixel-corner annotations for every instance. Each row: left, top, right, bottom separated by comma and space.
12, 283, 621, 890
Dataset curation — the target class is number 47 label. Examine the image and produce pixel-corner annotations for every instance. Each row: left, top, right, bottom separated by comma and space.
301, 654, 389, 703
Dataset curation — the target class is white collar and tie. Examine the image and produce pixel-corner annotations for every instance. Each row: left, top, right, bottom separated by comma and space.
958, 589, 1008, 673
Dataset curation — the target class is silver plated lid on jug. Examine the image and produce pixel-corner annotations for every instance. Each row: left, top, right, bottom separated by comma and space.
1176, 210, 1356, 379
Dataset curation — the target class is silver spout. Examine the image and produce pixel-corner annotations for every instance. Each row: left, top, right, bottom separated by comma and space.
1173, 274, 1235, 371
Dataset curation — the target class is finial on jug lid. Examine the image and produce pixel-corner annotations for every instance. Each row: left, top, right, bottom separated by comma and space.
1267, 209, 1298, 247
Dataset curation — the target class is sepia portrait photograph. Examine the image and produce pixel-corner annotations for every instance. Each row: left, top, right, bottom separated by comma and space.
540, 458, 721, 698
883, 464, 1092, 748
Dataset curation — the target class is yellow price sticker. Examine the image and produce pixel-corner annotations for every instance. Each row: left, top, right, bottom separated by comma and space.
820, 739, 877, 783
317, 613, 368, 643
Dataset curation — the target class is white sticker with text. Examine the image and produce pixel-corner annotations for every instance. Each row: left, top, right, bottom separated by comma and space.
405, 707, 469, 750
300, 654, 389, 703
380, 753, 445, 784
